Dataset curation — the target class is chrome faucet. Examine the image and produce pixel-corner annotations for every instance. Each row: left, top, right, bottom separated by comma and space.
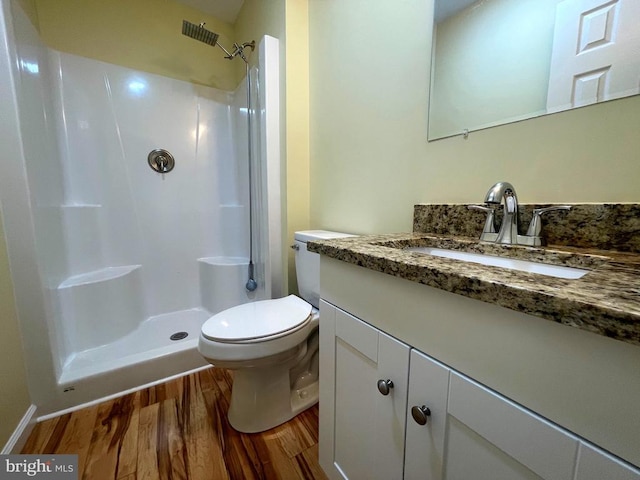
484, 181, 519, 244
469, 182, 572, 246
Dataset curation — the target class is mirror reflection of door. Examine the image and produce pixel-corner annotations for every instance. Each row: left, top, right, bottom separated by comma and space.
547, 0, 640, 113
429, 0, 640, 141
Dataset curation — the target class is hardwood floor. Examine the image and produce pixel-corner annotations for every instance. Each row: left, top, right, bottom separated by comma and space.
22, 368, 328, 480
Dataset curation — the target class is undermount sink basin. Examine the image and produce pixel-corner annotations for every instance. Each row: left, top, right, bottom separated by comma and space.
406, 247, 590, 279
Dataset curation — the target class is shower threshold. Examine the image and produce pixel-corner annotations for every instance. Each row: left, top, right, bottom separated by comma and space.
58, 308, 210, 393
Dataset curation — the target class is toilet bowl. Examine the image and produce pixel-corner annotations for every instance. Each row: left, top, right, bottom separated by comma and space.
198, 230, 354, 433
199, 295, 319, 432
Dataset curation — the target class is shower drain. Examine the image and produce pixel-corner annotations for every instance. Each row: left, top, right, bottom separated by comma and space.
170, 331, 189, 341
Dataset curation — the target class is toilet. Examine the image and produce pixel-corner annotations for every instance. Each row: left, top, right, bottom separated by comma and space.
198, 230, 354, 433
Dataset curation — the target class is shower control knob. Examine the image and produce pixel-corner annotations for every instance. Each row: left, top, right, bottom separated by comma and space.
411, 405, 432, 425
157, 155, 168, 171
377, 379, 394, 396
148, 149, 175, 174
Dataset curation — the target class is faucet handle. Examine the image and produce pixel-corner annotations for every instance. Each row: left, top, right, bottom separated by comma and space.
468, 205, 494, 212
526, 205, 572, 237
468, 204, 497, 235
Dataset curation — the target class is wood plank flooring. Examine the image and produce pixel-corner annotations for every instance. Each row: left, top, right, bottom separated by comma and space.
22, 368, 328, 480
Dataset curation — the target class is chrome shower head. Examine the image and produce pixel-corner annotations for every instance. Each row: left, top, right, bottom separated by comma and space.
182, 20, 219, 47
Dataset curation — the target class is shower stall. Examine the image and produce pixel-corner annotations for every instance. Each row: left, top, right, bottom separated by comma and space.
0, 0, 282, 415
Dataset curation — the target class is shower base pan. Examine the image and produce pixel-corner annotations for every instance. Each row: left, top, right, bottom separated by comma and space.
56, 308, 210, 408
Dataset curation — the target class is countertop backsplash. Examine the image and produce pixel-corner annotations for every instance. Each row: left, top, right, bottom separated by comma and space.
413, 203, 640, 253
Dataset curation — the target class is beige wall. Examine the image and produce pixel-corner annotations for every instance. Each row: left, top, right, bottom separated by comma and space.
0, 209, 31, 448
236, 0, 311, 294
35, 0, 238, 90
308, 0, 640, 235
284, 0, 310, 294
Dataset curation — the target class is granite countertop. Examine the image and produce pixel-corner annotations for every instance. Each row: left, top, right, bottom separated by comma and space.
308, 233, 640, 346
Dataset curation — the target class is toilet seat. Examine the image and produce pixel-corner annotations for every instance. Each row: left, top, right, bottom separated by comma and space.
202, 295, 313, 343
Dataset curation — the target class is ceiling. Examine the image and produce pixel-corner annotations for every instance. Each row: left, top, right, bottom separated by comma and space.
175, 0, 245, 24
176, 0, 472, 27
177, 0, 477, 24
434, 0, 477, 23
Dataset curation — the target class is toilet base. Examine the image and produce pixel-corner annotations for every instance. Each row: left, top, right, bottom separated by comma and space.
227, 364, 319, 433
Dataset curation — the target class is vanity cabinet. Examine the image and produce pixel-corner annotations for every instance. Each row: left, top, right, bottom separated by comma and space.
319, 299, 640, 480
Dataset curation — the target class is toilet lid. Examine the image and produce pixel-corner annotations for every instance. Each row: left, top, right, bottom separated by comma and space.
201, 295, 313, 342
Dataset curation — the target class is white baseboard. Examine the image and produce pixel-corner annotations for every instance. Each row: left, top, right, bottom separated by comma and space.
1, 404, 38, 454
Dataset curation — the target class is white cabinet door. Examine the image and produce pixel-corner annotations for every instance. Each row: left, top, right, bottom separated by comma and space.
404, 350, 451, 480
405, 352, 584, 480
445, 372, 579, 480
319, 300, 410, 480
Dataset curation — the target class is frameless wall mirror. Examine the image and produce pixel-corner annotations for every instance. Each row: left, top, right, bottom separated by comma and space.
428, 0, 640, 141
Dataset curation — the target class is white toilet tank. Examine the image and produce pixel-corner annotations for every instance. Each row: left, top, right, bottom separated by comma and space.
293, 230, 355, 308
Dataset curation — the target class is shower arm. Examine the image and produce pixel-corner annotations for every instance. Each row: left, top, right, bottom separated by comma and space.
217, 41, 255, 62
215, 43, 234, 58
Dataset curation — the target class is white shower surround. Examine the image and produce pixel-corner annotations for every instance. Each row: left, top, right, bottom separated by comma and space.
0, 0, 282, 415
52, 50, 257, 383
